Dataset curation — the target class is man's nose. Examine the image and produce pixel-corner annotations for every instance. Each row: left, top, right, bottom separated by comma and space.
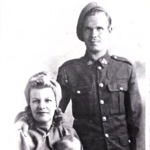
91, 29, 98, 38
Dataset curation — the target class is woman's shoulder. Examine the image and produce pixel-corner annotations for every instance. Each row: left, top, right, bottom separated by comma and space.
7, 130, 28, 150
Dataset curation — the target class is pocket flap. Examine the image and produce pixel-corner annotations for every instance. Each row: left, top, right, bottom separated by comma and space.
108, 82, 128, 92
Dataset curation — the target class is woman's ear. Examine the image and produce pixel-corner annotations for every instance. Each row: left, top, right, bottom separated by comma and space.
108, 26, 112, 33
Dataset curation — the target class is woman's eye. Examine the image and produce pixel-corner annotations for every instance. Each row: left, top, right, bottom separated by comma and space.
45, 99, 52, 103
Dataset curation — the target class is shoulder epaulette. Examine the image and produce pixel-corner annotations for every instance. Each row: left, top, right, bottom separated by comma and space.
111, 55, 132, 65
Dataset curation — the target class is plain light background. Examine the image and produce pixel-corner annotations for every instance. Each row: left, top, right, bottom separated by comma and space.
0, 0, 149, 149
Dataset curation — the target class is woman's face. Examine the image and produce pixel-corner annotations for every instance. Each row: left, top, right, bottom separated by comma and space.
30, 87, 56, 124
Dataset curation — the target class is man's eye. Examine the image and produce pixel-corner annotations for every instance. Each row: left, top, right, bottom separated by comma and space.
97, 27, 103, 31
32, 99, 39, 103
85, 27, 91, 32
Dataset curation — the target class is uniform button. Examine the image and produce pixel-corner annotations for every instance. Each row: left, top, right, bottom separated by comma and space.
99, 83, 104, 87
128, 140, 131, 143
65, 80, 68, 83
100, 100, 104, 104
113, 55, 117, 59
120, 87, 123, 90
77, 91, 81, 94
105, 134, 109, 137
97, 66, 102, 70
102, 116, 107, 121
43, 133, 50, 138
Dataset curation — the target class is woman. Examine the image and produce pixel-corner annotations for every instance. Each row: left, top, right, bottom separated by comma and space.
8, 72, 82, 150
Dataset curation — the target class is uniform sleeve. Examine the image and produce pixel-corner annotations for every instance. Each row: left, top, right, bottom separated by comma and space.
125, 65, 142, 150
72, 129, 84, 150
57, 66, 71, 113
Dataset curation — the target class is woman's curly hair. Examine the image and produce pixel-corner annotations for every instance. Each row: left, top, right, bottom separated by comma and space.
23, 72, 63, 128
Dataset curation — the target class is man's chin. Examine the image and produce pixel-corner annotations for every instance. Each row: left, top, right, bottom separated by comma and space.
87, 45, 107, 52
88, 47, 102, 53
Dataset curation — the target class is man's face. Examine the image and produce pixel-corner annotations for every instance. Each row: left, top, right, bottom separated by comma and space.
30, 87, 56, 124
83, 12, 111, 53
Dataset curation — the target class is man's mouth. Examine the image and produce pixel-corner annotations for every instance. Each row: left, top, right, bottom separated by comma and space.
89, 40, 100, 44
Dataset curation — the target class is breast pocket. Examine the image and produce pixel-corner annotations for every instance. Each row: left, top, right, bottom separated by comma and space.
108, 82, 128, 115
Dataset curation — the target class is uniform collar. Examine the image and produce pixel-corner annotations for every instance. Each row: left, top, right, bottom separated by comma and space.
82, 50, 111, 68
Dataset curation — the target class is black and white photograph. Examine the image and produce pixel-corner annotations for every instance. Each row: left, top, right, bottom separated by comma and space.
0, 0, 149, 150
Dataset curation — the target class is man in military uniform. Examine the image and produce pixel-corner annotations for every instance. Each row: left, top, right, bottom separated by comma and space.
57, 2, 142, 150
15, 2, 142, 150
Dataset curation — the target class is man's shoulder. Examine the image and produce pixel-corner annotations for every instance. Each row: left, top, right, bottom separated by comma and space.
111, 55, 132, 66
59, 58, 82, 68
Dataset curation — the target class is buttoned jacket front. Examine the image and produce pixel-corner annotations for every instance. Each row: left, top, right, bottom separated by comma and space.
57, 51, 142, 150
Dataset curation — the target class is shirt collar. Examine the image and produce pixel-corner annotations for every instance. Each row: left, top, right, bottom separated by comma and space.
33, 122, 54, 133
82, 50, 111, 68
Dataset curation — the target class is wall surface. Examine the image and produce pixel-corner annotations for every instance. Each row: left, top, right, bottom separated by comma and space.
0, 0, 149, 149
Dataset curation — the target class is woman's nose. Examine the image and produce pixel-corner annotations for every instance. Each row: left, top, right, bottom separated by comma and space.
38, 101, 45, 109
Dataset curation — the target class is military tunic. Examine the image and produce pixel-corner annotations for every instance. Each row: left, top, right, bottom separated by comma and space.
57, 51, 142, 150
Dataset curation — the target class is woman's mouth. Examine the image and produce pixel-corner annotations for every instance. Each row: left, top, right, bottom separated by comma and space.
37, 112, 49, 114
